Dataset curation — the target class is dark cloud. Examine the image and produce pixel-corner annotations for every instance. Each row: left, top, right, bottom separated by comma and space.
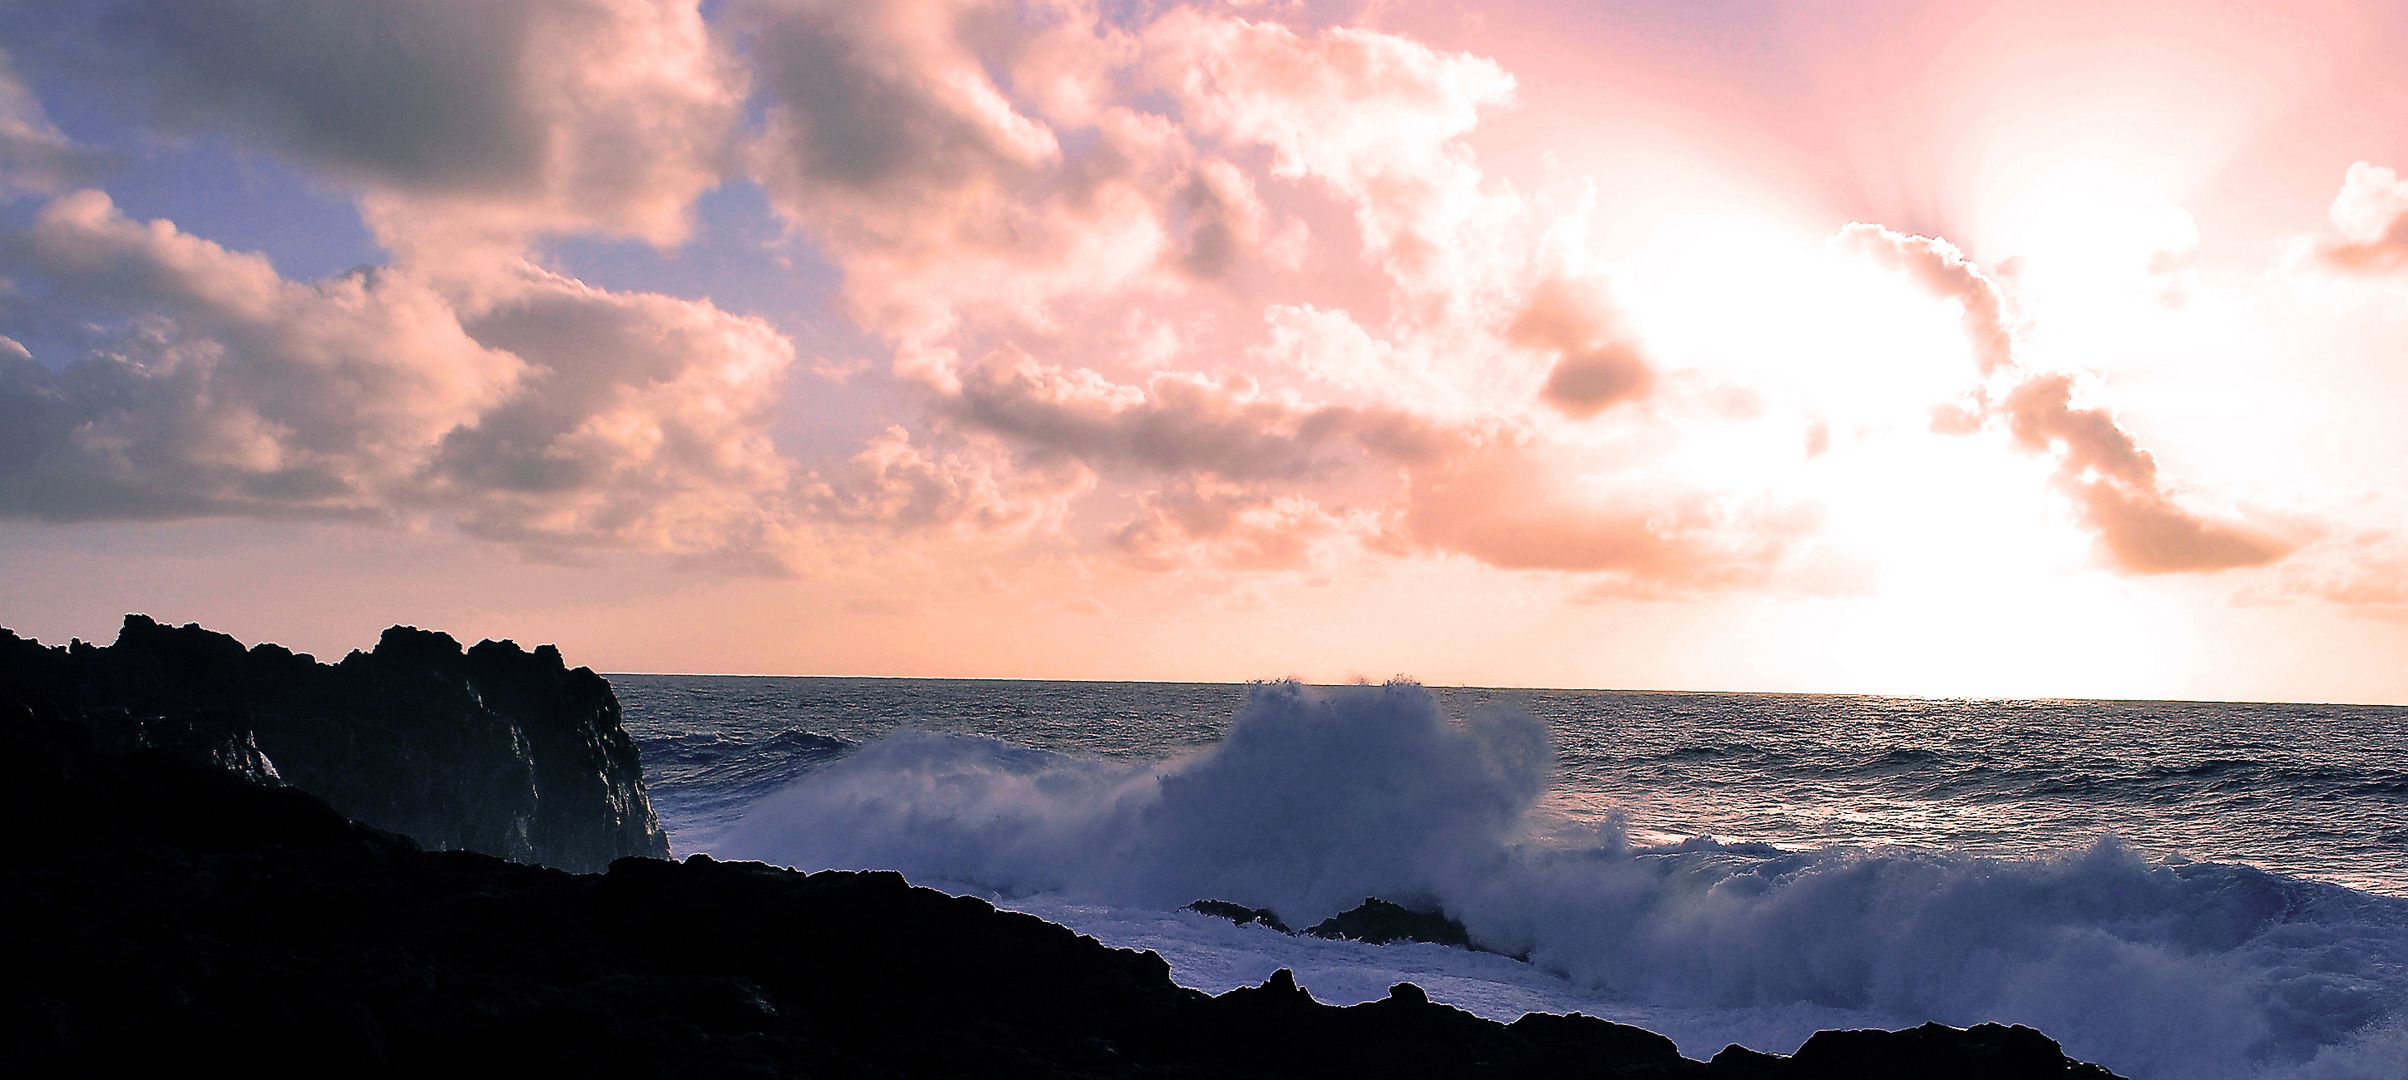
98, 0, 544, 192
740, 0, 1041, 198
25, 0, 742, 247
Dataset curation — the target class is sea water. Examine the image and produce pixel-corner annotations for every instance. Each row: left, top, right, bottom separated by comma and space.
612, 676, 2408, 1080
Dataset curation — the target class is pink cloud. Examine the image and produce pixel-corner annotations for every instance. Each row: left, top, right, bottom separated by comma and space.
1845, 223, 2290, 575
1507, 277, 1653, 417
723, 5, 1751, 584
1837, 224, 2015, 375
948, 349, 1440, 483
1397, 429, 1814, 590
6, 0, 2317, 606
2251, 527, 2408, 620
736, 0, 1232, 378
1109, 478, 1343, 573
801, 424, 1085, 540
2316, 162, 2408, 273
1141, 10, 1515, 287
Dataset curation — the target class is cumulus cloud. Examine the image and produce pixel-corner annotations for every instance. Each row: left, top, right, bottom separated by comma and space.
6, 0, 2309, 601
734, 2, 1540, 389
739, 4, 1727, 577
424, 271, 797, 553
2316, 161, 2408, 273
1145, 11, 1515, 264
0, 191, 525, 519
0, 2, 837, 564
0, 191, 801, 560
721, 2, 1749, 585
87, 0, 744, 252
737, 0, 1215, 379
1843, 224, 2290, 574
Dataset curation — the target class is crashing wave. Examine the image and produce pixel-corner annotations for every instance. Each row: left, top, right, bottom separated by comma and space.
719, 680, 2408, 1080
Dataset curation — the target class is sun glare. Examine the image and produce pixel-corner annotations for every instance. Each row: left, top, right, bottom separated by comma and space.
1984, 158, 2198, 296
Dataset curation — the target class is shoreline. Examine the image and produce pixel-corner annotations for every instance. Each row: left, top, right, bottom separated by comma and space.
2, 692, 2123, 1077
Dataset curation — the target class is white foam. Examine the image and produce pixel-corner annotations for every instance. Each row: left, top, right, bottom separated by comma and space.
987, 889, 1907, 1063
716, 681, 2408, 1080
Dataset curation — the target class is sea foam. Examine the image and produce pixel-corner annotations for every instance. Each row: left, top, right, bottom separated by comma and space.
717, 681, 2408, 1080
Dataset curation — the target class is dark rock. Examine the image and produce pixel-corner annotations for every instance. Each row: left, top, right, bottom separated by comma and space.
1782, 1021, 2126, 1079
1709, 1043, 1795, 1079
0, 682, 2129, 1079
1510, 1011, 1692, 1075
1305, 897, 1473, 948
0, 616, 667, 872
1187, 899, 1293, 933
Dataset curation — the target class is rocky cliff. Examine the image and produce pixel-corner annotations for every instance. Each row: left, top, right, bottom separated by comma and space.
2, 694, 2123, 1078
0, 615, 667, 872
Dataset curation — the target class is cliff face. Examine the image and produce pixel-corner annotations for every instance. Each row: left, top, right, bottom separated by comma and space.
0, 615, 667, 872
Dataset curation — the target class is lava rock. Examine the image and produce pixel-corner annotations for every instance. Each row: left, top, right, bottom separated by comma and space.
1305, 897, 1473, 948
0, 616, 666, 871
1187, 900, 1294, 933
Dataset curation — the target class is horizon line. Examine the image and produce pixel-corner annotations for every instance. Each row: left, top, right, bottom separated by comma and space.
596, 671, 2408, 711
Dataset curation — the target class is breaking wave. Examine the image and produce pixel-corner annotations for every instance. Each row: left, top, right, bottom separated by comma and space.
717, 681, 2408, 1080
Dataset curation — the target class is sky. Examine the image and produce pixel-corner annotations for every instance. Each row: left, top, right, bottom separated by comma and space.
4, 0, 2408, 702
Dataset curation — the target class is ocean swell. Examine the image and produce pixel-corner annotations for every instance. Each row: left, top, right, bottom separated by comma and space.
718, 681, 2408, 1080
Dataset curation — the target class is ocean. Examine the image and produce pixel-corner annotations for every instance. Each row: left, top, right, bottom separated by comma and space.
613, 676, 2408, 1080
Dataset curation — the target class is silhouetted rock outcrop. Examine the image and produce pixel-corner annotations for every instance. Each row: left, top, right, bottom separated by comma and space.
1, 695, 2124, 1078
1193, 896, 1513, 956
1304, 897, 1473, 948
0, 615, 666, 871
1187, 899, 1293, 933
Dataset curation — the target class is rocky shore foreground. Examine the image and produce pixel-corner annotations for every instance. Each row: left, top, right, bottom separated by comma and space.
4, 697, 2116, 1077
